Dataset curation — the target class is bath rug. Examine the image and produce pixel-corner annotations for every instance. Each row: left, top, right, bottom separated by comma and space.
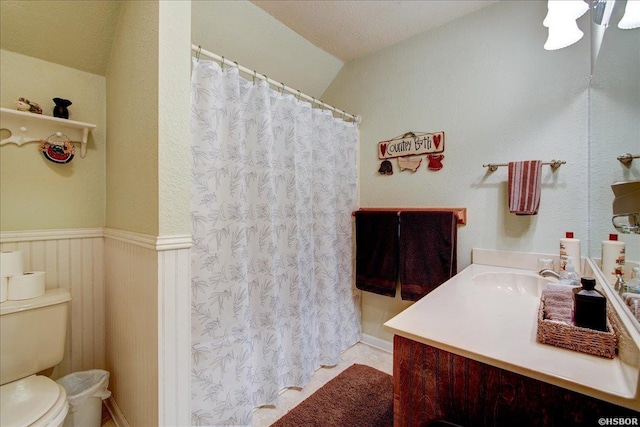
271, 363, 393, 427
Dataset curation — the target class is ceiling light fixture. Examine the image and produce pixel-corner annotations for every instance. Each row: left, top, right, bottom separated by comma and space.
618, 0, 640, 29
544, 0, 590, 50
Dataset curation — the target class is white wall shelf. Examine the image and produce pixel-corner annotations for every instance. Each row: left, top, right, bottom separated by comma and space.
0, 107, 96, 158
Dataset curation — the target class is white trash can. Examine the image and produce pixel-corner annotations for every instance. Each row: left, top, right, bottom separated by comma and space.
56, 370, 111, 427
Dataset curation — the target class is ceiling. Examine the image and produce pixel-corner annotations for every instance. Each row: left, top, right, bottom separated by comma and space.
251, 1, 498, 62
0, 0, 122, 76
0, 0, 498, 76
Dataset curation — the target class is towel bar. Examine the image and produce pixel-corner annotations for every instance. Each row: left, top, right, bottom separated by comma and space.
352, 207, 467, 225
617, 153, 639, 165
483, 160, 565, 172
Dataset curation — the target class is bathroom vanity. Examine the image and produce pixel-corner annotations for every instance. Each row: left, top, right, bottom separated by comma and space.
384, 249, 640, 426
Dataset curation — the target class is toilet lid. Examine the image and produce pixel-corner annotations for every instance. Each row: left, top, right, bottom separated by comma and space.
0, 375, 62, 427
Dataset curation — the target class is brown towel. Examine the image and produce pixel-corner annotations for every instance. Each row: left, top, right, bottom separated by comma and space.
399, 211, 457, 301
508, 160, 542, 215
355, 211, 399, 297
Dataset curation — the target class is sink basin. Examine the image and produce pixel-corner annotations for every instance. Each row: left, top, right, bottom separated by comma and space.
472, 272, 554, 297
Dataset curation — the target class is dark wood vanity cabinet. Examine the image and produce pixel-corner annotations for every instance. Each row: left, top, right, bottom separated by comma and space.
393, 335, 639, 427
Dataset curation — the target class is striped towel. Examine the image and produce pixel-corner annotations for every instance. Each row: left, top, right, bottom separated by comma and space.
508, 160, 542, 215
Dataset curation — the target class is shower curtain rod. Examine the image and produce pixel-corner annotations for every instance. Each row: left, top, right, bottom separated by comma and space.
191, 44, 361, 124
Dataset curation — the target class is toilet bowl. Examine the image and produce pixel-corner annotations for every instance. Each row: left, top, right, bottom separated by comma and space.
1, 375, 69, 427
0, 289, 72, 427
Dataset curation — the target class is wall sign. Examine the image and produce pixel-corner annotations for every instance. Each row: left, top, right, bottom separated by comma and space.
378, 131, 444, 159
377, 131, 446, 175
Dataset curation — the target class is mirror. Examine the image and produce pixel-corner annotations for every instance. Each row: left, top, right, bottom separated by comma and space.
589, 0, 640, 330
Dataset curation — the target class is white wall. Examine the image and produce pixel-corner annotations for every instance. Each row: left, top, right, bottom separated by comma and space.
322, 1, 592, 341
105, 2, 160, 425
191, 0, 344, 98
589, 1, 640, 262
158, 1, 191, 236
105, 3, 192, 425
106, 1, 159, 236
0, 50, 106, 231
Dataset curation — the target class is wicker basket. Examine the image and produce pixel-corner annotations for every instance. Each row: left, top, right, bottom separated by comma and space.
536, 297, 617, 359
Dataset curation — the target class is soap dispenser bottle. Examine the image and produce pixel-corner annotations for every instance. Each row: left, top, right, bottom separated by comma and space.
601, 233, 625, 285
560, 232, 581, 274
574, 277, 607, 332
559, 261, 580, 286
625, 267, 640, 294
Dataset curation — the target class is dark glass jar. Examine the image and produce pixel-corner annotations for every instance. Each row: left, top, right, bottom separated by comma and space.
573, 277, 607, 332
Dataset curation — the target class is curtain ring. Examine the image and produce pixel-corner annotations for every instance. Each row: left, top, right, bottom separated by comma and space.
280, 82, 286, 96
253, 70, 257, 85
221, 56, 224, 70
196, 45, 201, 61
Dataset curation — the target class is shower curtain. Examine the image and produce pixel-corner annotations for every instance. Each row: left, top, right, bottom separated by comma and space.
190, 59, 360, 426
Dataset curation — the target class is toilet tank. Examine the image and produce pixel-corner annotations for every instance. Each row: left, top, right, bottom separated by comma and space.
0, 288, 71, 385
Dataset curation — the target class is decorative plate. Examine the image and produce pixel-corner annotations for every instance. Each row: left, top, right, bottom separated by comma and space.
40, 140, 75, 164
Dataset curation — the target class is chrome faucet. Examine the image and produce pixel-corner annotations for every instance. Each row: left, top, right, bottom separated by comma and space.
615, 274, 626, 295
538, 269, 561, 280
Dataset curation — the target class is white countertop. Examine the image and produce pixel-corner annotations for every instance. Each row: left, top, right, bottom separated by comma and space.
384, 257, 640, 411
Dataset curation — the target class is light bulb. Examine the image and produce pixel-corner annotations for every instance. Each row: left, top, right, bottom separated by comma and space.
543, 0, 589, 23
544, 19, 585, 50
619, 0, 640, 29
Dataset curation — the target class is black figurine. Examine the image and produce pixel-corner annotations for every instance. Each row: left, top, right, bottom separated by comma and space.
378, 160, 393, 175
53, 98, 72, 119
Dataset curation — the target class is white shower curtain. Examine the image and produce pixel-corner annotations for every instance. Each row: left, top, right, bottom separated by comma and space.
190, 59, 360, 426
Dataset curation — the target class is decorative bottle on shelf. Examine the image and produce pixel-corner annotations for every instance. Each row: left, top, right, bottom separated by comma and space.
573, 277, 607, 332
559, 261, 580, 286
560, 232, 581, 274
625, 267, 640, 294
601, 233, 625, 285
52, 98, 72, 119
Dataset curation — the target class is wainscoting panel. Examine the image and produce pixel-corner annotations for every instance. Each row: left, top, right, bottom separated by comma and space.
158, 245, 192, 427
103, 229, 192, 427
2, 228, 192, 427
104, 235, 159, 427
0, 229, 105, 379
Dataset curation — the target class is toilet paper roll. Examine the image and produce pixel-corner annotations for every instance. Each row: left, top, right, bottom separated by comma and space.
7, 271, 46, 300
0, 277, 7, 303
1, 250, 24, 278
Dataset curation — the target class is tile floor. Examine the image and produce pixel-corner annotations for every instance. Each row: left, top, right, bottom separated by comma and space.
101, 403, 117, 427
253, 342, 393, 426
100, 342, 393, 427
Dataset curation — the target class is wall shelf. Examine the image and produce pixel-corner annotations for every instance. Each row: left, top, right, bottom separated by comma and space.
0, 107, 96, 158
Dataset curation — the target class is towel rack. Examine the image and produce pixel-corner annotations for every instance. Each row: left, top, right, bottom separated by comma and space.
617, 153, 639, 165
352, 207, 467, 225
482, 160, 566, 172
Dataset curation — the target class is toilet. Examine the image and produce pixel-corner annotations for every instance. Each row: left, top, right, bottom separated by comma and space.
0, 288, 72, 427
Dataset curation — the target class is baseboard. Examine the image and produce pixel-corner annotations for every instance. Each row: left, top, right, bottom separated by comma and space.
360, 333, 393, 353
104, 396, 131, 427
